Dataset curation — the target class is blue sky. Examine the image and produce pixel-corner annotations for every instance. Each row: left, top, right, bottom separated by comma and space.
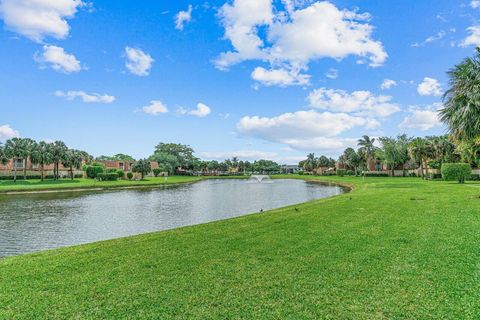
0, 0, 479, 164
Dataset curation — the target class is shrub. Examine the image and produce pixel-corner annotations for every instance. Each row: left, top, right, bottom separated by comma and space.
469, 174, 480, 181
85, 165, 104, 179
106, 168, 118, 173
127, 172, 133, 180
441, 163, 472, 183
346, 170, 354, 176
96, 173, 118, 181
153, 168, 162, 177
363, 172, 389, 177
298, 171, 304, 175
336, 169, 346, 177
117, 170, 125, 179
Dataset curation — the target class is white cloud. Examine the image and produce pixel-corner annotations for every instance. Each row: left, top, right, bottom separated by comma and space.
307, 88, 400, 117
215, 0, 387, 86
142, 100, 168, 115
460, 26, 480, 47
417, 77, 442, 96
175, 5, 193, 31
412, 30, 446, 47
34, 45, 81, 73
177, 102, 212, 117
380, 79, 397, 90
471, 0, 480, 9
0, 0, 84, 42
236, 109, 377, 152
325, 68, 338, 80
399, 105, 442, 131
200, 150, 278, 161
0, 124, 19, 140
55, 90, 115, 103
124, 47, 154, 76
251, 67, 310, 86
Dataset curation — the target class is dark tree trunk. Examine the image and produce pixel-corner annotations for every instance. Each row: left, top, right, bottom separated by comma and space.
41, 164, 44, 181
13, 158, 17, 183
70, 165, 74, 180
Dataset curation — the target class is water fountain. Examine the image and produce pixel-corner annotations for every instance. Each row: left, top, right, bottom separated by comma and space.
248, 174, 272, 183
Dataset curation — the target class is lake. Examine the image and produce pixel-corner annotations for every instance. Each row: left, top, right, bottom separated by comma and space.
0, 179, 345, 257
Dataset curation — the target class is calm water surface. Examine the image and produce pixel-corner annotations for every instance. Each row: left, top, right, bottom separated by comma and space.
0, 179, 344, 257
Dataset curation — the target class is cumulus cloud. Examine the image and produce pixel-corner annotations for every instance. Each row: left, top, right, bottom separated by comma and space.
175, 5, 193, 31
307, 88, 400, 117
200, 150, 278, 161
215, 0, 387, 86
0, 124, 19, 140
380, 79, 397, 90
34, 45, 81, 73
55, 90, 115, 103
124, 47, 154, 76
0, 0, 84, 42
142, 100, 168, 115
251, 67, 310, 86
471, 0, 480, 9
236, 109, 378, 152
417, 77, 442, 96
460, 26, 480, 47
399, 105, 442, 131
177, 103, 212, 117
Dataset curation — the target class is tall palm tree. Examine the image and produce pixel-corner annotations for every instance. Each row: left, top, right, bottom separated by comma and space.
49, 141, 68, 180
21, 138, 35, 180
439, 48, 480, 141
357, 135, 376, 170
4, 137, 27, 183
31, 141, 53, 181
62, 149, 84, 180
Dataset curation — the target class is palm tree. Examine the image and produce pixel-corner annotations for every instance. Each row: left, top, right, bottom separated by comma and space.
357, 135, 376, 170
21, 138, 35, 180
132, 159, 151, 179
62, 149, 84, 180
49, 141, 68, 180
408, 138, 434, 179
31, 141, 53, 181
4, 137, 27, 183
439, 48, 480, 141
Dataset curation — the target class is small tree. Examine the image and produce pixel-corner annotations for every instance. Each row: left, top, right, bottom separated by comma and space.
31, 141, 53, 181
127, 172, 133, 180
441, 163, 472, 183
62, 149, 84, 180
132, 159, 151, 179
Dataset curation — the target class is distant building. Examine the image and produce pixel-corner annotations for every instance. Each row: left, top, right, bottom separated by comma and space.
281, 165, 300, 174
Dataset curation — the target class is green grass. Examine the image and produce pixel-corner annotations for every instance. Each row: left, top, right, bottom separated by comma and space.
2, 176, 480, 318
0, 176, 202, 193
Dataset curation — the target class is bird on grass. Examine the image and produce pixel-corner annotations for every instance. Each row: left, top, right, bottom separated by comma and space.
295, 207, 299, 212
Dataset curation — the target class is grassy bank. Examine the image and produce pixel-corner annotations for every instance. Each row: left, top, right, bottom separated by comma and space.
0, 176, 203, 193
2, 176, 480, 318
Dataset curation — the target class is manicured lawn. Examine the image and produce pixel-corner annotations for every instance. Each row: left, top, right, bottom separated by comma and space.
0, 176, 202, 193
1, 176, 480, 318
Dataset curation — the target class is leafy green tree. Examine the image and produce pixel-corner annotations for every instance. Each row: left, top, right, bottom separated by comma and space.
152, 143, 197, 170
207, 160, 219, 172
252, 160, 280, 173
150, 152, 178, 175
341, 148, 362, 175
377, 135, 411, 176
132, 159, 151, 179
31, 141, 53, 181
62, 149, 84, 180
439, 48, 480, 141
0, 143, 8, 165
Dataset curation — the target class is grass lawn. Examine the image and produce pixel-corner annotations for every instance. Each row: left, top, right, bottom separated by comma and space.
1, 176, 480, 318
0, 176, 203, 193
